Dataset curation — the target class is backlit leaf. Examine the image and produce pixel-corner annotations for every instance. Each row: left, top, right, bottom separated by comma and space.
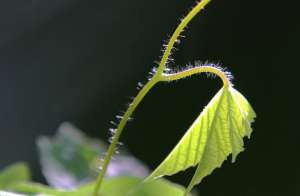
146, 86, 256, 192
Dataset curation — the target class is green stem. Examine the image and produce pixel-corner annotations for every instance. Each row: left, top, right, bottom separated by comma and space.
92, 66, 230, 196
92, 75, 161, 196
162, 65, 230, 87
93, 0, 214, 195
164, 66, 230, 196
156, 0, 212, 75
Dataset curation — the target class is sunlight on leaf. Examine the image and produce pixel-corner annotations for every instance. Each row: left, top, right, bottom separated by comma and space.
145, 86, 256, 191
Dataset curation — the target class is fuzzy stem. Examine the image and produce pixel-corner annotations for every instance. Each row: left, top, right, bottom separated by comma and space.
156, 0, 212, 75
161, 65, 230, 87
93, 0, 213, 195
92, 64, 230, 196
92, 75, 161, 196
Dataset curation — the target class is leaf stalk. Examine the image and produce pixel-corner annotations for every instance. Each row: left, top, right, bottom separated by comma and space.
161, 65, 230, 87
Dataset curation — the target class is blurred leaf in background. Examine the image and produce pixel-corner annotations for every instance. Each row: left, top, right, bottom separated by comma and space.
0, 124, 192, 196
6, 176, 191, 196
100, 176, 193, 196
37, 122, 149, 189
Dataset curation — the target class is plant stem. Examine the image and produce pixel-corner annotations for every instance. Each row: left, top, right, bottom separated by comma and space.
161, 65, 230, 87
156, 0, 212, 75
92, 74, 161, 196
92, 65, 230, 196
93, 0, 214, 195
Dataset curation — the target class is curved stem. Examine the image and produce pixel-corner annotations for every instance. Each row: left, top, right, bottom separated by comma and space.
161, 65, 230, 87
92, 65, 230, 195
156, 0, 212, 75
93, 0, 213, 195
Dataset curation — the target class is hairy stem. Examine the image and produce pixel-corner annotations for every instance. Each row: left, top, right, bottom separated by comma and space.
92, 65, 230, 196
92, 75, 161, 196
162, 65, 230, 87
156, 0, 212, 75
93, 0, 213, 195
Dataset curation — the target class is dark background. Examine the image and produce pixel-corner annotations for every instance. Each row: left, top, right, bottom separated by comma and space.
0, 0, 299, 195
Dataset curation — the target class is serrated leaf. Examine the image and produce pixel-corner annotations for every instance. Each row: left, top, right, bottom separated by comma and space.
0, 162, 31, 189
145, 86, 256, 191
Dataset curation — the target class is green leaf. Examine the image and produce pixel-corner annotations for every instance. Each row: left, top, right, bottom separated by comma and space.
8, 182, 64, 195
125, 177, 194, 196
84, 176, 192, 196
145, 86, 256, 192
96, 177, 142, 196
8, 176, 190, 196
0, 162, 31, 189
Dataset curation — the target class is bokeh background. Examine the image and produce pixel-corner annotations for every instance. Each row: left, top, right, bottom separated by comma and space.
0, 0, 299, 195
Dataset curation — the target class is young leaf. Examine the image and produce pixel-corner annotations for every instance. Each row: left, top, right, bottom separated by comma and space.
145, 86, 256, 191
